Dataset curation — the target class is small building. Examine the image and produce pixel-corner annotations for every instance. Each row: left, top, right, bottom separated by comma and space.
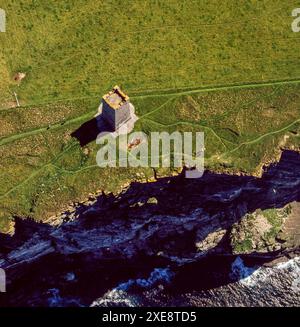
102, 86, 131, 131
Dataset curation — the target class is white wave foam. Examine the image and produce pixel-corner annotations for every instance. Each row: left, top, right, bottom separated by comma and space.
91, 267, 174, 307
47, 288, 62, 307
117, 267, 174, 291
231, 256, 300, 288
91, 289, 137, 307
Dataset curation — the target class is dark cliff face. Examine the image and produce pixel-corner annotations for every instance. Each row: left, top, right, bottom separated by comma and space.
0, 150, 299, 307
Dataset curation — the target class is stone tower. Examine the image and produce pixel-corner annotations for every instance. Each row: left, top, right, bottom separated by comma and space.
102, 86, 131, 131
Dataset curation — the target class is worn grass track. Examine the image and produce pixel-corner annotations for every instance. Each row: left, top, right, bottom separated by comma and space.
0, 0, 300, 232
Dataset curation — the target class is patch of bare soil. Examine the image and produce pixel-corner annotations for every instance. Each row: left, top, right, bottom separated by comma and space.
13, 72, 26, 83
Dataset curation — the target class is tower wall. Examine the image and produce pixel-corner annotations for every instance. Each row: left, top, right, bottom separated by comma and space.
102, 102, 116, 129
102, 101, 131, 130
115, 102, 131, 129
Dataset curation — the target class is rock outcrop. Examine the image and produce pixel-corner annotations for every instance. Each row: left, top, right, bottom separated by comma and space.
0, 150, 299, 306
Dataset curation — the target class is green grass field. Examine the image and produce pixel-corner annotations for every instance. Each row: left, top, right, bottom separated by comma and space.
0, 0, 300, 232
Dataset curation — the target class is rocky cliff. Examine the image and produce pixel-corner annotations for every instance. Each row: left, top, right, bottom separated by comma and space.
0, 150, 299, 306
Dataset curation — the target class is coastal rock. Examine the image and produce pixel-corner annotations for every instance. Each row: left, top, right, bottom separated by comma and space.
0, 150, 299, 306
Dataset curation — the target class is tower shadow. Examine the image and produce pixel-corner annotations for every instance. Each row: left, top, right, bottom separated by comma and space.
71, 117, 113, 147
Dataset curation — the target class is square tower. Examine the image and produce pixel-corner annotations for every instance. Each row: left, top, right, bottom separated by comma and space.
102, 86, 131, 130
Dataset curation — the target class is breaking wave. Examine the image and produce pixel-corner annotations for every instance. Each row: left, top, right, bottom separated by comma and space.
231, 256, 300, 289
91, 267, 174, 307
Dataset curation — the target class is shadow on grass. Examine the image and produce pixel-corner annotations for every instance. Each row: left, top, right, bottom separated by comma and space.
71, 116, 113, 147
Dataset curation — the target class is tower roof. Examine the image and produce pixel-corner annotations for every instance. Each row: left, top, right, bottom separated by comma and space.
102, 85, 129, 110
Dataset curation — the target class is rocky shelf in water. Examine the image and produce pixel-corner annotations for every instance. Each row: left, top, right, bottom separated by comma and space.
0, 150, 299, 306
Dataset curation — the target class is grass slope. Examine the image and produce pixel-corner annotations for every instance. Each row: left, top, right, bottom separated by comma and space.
0, 0, 300, 231
1, 0, 300, 106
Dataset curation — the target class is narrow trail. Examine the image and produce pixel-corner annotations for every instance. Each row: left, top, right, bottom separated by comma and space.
0, 111, 93, 147
132, 78, 300, 99
221, 118, 300, 157
2, 76, 299, 113
1, 77, 300, 199
2, 116, 299, 199
1, 77, 300, 147
0, 142, 78, 199
145, 117, 300, 155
